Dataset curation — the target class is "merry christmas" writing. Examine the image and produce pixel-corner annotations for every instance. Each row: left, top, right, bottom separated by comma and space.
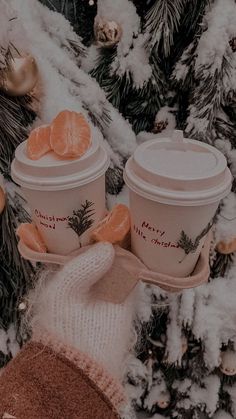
133, 220, 180, 249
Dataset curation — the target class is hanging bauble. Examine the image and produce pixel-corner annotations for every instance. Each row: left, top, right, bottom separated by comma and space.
94, 17, 122, 48
156, 390, 170, 409
220, 349, 236, 376
216, 238, 236, 255
0, 185, 6, 214
229, 37, 236, 52
0, 53, 39, 96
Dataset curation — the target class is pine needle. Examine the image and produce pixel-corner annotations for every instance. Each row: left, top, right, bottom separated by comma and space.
144, 0, 186, 56
68, 200, 95, 239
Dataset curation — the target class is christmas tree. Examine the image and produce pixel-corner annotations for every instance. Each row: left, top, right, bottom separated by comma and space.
1, 0, 236, 417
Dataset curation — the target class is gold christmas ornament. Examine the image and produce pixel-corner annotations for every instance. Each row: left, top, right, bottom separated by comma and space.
0, 185, 6, 214
94, 17, 122, 48
220, 350, 236, 376
0, 54, 39, 96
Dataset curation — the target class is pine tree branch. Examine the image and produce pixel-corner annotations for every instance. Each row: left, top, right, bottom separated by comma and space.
178, 211, 217, 258
0, 92, 36, 176
38, 0, 97, 45
144, 0, 186, 57
68, 200, 95, 238
0, 192, 35, 329
186, 55, 232, 144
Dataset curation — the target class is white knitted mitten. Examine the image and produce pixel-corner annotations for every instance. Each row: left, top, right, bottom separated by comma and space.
31, 242, 138, 380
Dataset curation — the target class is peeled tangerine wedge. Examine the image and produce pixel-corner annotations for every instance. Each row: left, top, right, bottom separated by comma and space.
17, 223, 47, 253
91, 204, 131, 248
50, 110, 91, 158
27, 125, 51, 160
0, 186, 6, 214
217, 238, 236, 254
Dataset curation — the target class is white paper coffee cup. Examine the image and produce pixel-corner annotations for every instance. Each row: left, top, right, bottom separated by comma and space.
11, 132, 109, 255
124, 130, 232, 277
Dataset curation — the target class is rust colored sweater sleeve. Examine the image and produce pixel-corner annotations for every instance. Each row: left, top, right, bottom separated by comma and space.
0, 341, 122, 419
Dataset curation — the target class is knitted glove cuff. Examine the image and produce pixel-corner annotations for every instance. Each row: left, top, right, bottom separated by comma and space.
32, 328, 127, 413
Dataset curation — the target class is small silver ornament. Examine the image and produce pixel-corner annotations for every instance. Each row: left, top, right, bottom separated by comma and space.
94, 17, 122, 48
89, 0, 94, 5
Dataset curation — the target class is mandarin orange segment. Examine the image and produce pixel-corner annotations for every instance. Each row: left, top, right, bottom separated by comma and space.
91, 204, 131, 247
16, 223, 47, 253
0, 186, 6, 215
50, 110, 91, 159
216, 238, 236, 254
27, 125, 51, 160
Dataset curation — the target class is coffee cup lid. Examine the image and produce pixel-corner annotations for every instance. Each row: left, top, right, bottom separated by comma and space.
124, 130, 232, 206
11, 130, 110, 191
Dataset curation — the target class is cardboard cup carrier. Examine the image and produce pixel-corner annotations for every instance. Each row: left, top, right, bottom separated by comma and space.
124, 130, 232, 277
11, 133, 109, 255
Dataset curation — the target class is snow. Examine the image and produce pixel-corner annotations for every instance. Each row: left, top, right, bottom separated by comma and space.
172, 378, 192, 393
154, 106, 176, 134
215, 193, 236, 243
186, 113, 210, 138
7, 325, 20, 358
135, 284, 153, 324
186, 0, 236, 140
6, 0, 137, 160
214, 411, 233, 419
107, 185, 129, 209
124, 354, 148, 407
111, 33, 152, 88
96, 0, 152, 87
229, 148, 236, 179
97, 0, 140, 56
173, 42, 194, 83
215, 139, 236, 180
81, 44, 100, 73
189, 261, 236, 368
175, 375, 220, 415
225, 383, 236, 417
0, 2, 13, 69
196, 0, 236, 73
143, 370, 169, 411
178, 289, 195, 327
1, 0, 236, 416
150, 415, 167, 419
0, 330, 8, 355
165, 295, 183, 365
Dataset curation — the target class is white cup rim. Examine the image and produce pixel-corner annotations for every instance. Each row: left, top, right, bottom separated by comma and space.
124, 158, 232, 206
11, 138, 110, 191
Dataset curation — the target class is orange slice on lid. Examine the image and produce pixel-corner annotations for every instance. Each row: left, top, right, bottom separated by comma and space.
50, 110, 91, 159
17, 223, 47, 253
27, 125, 51, 160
